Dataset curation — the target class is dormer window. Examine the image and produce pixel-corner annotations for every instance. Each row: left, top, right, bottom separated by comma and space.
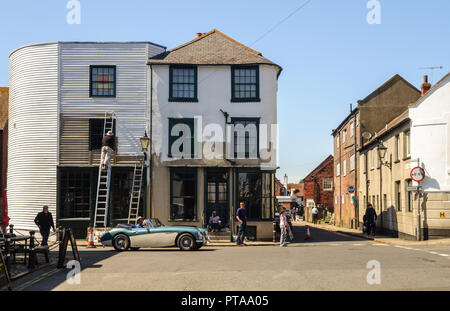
231, 65, 260, 102
169, 66, 198, 102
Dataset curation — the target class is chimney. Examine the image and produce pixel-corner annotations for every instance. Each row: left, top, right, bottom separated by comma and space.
196, 32, 203, 38
421, 75, 431, 96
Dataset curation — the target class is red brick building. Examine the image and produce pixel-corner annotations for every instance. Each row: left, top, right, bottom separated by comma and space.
303, 155, 334, 220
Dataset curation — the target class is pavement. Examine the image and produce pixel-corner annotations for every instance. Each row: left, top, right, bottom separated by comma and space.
9, 222, 450, 291
306, 220, 450, 246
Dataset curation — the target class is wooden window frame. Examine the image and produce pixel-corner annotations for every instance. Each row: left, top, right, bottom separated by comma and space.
231, 65, 260, 102
169, 65, 198, 102
89, 65, 116, 98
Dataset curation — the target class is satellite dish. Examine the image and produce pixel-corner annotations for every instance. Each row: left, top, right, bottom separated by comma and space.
362, 132, 372, 140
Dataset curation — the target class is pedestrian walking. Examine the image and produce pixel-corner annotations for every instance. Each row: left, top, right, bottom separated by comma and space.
312, 206, 319, 224
279, 207, 288, 247
101, 130, 115, 170
34, 205, 55, 246
363, 203, 377, 236
236, 201, 247, 246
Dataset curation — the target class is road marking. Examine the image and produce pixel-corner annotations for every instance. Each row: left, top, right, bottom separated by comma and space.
372, 243, 389, 246
14, 268, 61, 291
352, 243, 364, 246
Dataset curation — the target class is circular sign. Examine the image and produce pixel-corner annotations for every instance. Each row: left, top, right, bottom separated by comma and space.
348, 186, 355, 194
410, 167, 425, 182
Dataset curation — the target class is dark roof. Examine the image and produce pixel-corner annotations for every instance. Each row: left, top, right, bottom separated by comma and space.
147, 29, 282, 76
331, 107, 358, 136
304, 155, 334, 181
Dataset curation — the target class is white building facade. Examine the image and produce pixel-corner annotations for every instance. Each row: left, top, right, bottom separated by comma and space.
8, 30, 282, 240
409, 73, 450, 237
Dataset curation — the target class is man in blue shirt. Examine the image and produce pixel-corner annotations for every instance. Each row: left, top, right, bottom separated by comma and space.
236, 201, 247, 246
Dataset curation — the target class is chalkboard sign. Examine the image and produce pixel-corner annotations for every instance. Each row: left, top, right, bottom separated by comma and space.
0, 248, 12, 291
57, 228, 81, 269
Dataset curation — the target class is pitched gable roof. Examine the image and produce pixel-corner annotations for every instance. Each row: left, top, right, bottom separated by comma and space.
0, 87, 8, 130
358, 74, 420, 105
147, 29, 282, 75
304, 155, 334, 181
409, 71, 450, 108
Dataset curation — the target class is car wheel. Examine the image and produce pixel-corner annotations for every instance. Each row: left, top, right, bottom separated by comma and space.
178, 233, 196, 251
113, 234, 130, 252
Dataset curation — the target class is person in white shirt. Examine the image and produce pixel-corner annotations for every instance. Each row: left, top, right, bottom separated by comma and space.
279, 207, 288, 247
311, 206, 319, 224
208, 211, 221, 232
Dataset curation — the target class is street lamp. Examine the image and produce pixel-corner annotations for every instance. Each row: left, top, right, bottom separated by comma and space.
140, 131, 150, 160
377, 142, 391, 169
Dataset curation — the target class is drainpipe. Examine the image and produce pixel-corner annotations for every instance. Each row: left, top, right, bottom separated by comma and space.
354, 110, 358, 229
149, 64, 153, 218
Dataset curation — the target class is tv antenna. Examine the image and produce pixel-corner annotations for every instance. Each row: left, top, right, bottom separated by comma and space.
419, 66, 444, 84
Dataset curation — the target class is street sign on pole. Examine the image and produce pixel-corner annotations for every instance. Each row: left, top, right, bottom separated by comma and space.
410, 167, 425, 183
348, 186, 354, 194
406, 186, 420, 192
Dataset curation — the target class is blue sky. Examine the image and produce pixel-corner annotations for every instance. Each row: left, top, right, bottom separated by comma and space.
1, 0, 449, 183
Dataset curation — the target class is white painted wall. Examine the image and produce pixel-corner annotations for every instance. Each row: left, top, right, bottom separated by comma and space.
8, 43, 59, 230
409, 74, 450, 192
8, 42, 165, 229
150, 64, 278, 168
60, 42, 165, 155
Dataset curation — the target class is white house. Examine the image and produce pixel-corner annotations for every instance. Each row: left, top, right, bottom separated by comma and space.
409, 73, 450, 237
148, 30, 282, 240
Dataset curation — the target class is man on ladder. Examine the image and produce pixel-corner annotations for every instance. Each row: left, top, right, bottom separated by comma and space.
101, 130, 115, 171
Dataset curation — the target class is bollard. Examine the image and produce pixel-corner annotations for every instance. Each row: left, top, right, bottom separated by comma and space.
273, 220, 277, 243
58, 226, 64, 243
9, 224, 14, 237
28, 231, 36, 269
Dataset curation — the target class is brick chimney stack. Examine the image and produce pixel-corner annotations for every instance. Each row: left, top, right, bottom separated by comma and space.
196, 32, 203, 38
421, 75, 432, 96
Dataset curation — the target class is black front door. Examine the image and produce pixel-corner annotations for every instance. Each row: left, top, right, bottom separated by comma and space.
205, 169, 229, 228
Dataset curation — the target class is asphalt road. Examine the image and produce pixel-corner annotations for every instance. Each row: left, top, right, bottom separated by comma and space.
12, 224, 450, 291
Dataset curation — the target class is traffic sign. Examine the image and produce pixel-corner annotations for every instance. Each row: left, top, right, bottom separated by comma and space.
410, 167, 425, 182
348, 186, 355, 194
406, 186, 419, 192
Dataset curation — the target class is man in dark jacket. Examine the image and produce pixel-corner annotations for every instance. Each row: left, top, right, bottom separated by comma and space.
101, 130, 115, 170
34, 205, 55, 246
364, 203, 377, 236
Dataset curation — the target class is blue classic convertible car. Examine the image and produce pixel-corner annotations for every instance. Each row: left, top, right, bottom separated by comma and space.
99, 218, 209, 251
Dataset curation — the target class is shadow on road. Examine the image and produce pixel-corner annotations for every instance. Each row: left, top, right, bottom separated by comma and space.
290, 223, 365, 244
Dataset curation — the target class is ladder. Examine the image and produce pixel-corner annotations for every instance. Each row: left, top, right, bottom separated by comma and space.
93, 112, 115, 229
128, 156, 144, 224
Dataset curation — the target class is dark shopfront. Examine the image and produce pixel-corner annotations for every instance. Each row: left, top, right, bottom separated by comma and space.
57, 166, 145, 238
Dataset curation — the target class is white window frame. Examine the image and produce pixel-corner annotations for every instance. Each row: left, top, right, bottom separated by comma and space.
350, 122, 354, 138
404, 130, 411, 158
343, 129, 347, 143
350, 154, 355, 171
343, 159, 347, 176
323, 178, 333, 191
336, 163, 341, 177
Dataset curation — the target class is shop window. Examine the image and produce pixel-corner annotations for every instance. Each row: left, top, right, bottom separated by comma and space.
238, 170, 274, 220
170, 168, 197, 221
112, 168, 144, 220
60, 169, 91, 219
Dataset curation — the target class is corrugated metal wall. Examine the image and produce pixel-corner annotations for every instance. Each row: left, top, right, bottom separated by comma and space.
8, 43, 59, 230
59, 43, 164, 156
